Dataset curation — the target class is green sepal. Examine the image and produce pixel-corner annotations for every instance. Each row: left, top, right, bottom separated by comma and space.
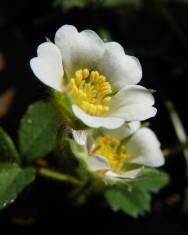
65, 138, 90, 177
51, 90, 87, 130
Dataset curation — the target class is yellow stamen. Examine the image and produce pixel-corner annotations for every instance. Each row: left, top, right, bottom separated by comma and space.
66, 69, 112, 116
91, 135, 130, 172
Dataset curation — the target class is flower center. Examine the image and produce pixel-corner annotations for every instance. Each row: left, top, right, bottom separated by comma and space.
67, 69, 112, 116
91, 135, 130, 171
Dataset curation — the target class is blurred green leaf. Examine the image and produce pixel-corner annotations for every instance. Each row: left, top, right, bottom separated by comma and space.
102, 0, 142, 8
54, 0, 89, 9
0, 127, 20, 163
54, 0, 142, 10
183, 187, 188, 212
165, 99, 188, 178
0, 162, 35, 210
19, 101, 59, 162
105, 168, 169, 217
98, 28, 112, 42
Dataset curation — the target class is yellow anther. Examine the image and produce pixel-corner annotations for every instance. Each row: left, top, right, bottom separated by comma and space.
90, 71, 100, 83
75, 70, 83, 79
82, 69, 89, 79
90, 71, 95, 81
96, 105, 103, 113
94, 71, 99, 79
103, 106, 109, 112
91, 135, 129, 171
102, 96, 111, 104
99, 75, 106, 82
74, 70, 83, 86
67, 69, 112, 116
101, 90, 111, 97
79, 90, 87, 98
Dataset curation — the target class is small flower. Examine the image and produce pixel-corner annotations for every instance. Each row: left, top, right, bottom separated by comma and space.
30, 25, 156, 129
73, 122, 164, 179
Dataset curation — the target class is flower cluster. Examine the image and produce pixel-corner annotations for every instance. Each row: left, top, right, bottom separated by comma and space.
30, 25, 164, 181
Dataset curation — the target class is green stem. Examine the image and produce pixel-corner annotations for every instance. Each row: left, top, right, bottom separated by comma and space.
165, 99, 188, 178
163, 141, 188, 158
38, 167, 80, 185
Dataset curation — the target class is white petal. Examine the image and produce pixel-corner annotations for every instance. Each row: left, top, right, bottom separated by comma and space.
72, 105, 124, 129
88, 155, 110, 171
109, 85, 157, 121
126, 128, 165, 167
55, 25, 104, 77
100, 121, 140, 140
98, 42, 142, 91
105, 168, 143, 179
86, 132, 96, 154
72, 130, 88, 146
30, 42, 63, 91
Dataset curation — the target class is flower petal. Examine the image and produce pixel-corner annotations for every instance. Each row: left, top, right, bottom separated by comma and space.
72, 105, 124, 129
105, 168, 143, 179
88, 155, 110, 171
55, 25, 104, 78
108, 85, 157, 121
72, 130, 88, 146
126, 128, 165, 167
100, 121, 140, 140
98, 42, 142, 91
30, 42, 63, 91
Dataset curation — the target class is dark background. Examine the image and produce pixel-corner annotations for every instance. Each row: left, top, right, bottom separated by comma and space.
0, 0, 188, 233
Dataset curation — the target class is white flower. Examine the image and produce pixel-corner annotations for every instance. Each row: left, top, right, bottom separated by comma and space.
73, 122, 165, 179
30, 25, 156, 129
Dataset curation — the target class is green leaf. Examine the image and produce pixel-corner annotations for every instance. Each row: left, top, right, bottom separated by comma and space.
52, 91, 86, 129
131, 168, 170, 193
18, 101, 59, 162
105, 186, 151, 218
105, 168, 169, 217
0, 162, 35, 209
0, 127, 20, 163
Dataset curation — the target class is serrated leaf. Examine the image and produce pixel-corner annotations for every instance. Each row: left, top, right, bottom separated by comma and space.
0, 127, 20, 162
18, 101, 59, 162
105, 186, 151, 218
131, 168, 169, 193
0, 163, 35, 209
104, 168, 169, 217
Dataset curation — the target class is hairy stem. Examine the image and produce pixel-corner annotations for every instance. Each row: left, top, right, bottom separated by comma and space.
38, 167, 80, 185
